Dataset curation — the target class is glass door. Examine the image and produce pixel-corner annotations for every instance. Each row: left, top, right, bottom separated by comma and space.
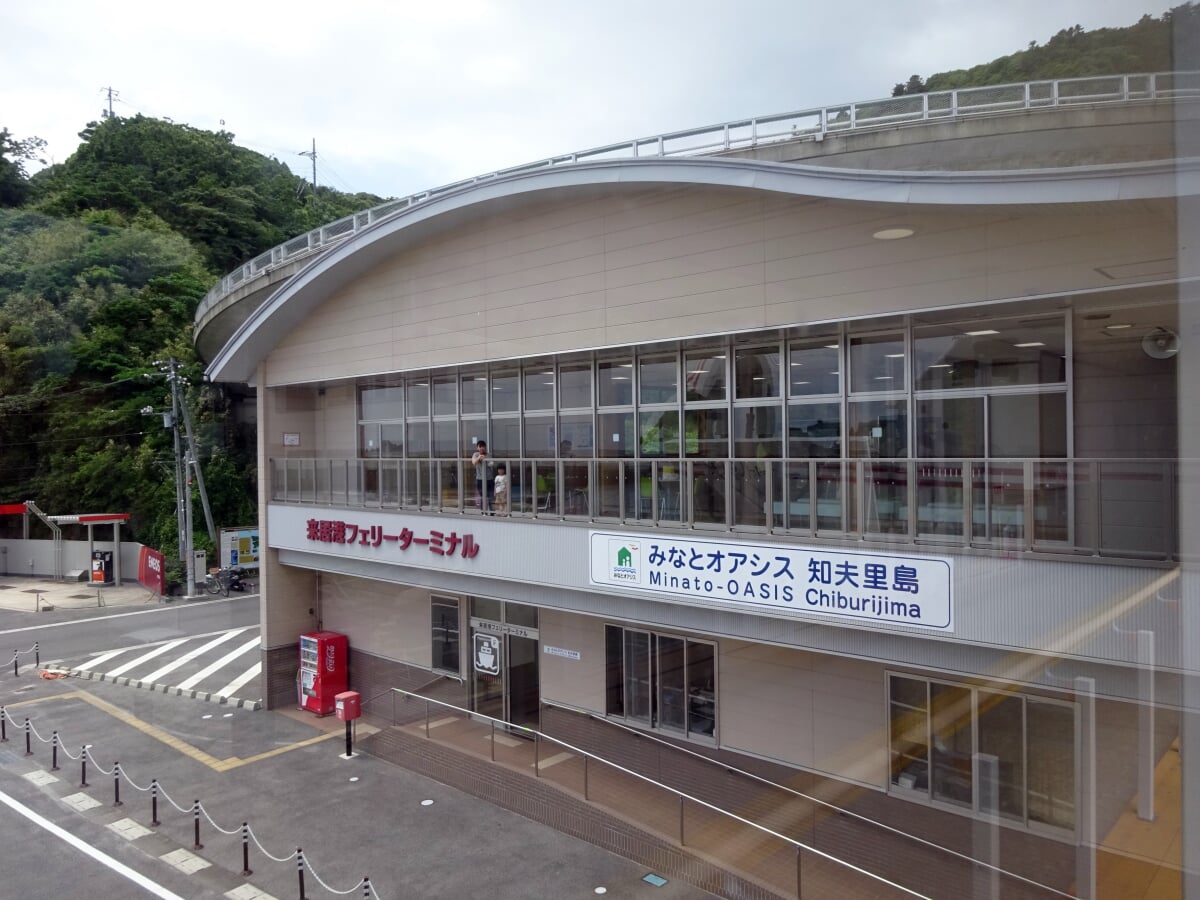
469, 599, 540, 730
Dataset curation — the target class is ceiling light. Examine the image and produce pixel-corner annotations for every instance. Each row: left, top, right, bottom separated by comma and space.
824, 344, 839, 350
875, 376, 894, 380
965, 329, 999, 337
1014, 342, 1045, 348
688, 369, 707, 375
885, 353, 905, 358
872, 227, 915, 240
928, 364, 952, 369
611, 376, 630, 381
1105, 323, 1134, 331
793, 380, 810, 385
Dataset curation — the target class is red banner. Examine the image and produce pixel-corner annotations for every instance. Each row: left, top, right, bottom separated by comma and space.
138, 546, 166, 595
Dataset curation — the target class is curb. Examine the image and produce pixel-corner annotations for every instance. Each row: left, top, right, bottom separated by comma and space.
65, 669, 263, 710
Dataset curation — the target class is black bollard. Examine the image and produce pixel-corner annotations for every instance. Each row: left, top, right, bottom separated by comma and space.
150, 779, 160, 826
13, 652, 17, 677
51, 731, 58, 771
192, 800, 203, 850
240, 822, 252, 876
34, 642, 39, 667
113, 762, 122, 807
297, 849, 306, 900
345, 719, 353, 758
80, 746, 88, 787
1, 706, 7, 742
363, 876, 371, 897
24, 718, 31, 756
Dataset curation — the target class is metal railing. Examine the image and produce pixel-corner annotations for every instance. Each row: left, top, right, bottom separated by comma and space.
384, 687, 929, 899
196, 71, 1198, 325
271, 454, 1180, 562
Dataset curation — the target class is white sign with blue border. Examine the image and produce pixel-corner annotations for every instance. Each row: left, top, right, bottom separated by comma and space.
588, 531, 953, 632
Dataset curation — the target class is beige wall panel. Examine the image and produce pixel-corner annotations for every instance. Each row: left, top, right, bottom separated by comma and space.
607, 306, 767, 347
261, 550, 317, 647
762, 276, 991, 326
604, 219, 765, 273
319, 384, 357, 457
485, 275, 609, 322
603, 194, 763, 250
720, 641, 815, 767
606, 268, 765, 316
605, 240, 766, 291
486, 214, 608, 259
484, 253, 608, 297
321, 575, 431, 665
400, 294, 488, 326
483, 235, 607, 279
810, 657, 887, 786
608, 284, 766, 330
538, 609, 605, 712
765, 226, 991, 284
486, 306, 608, 343
484, 328, 611, 362
760, 199, 881, 241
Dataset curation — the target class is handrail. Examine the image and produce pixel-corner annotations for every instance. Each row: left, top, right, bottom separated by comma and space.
388, 687, 929, 898
196, 71, 1197, 326
540, 698, 1073, 899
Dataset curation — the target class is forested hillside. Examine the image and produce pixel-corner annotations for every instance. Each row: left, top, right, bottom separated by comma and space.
0, 116, 382, 585
892, 3, 1194, 95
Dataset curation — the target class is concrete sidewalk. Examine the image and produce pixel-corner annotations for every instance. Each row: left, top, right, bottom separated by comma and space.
0, 673, 706, 899
0, 576, 240, 613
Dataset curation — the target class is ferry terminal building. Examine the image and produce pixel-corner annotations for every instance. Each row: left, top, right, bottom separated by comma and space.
198, 76, 1200, 897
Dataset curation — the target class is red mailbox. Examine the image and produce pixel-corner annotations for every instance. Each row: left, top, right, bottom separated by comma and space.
335, 691, 361, 722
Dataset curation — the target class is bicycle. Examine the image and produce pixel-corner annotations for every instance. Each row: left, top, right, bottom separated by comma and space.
204, 566, 245, 597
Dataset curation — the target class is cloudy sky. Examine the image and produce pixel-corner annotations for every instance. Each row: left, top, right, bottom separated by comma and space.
2, 1, 1172, 200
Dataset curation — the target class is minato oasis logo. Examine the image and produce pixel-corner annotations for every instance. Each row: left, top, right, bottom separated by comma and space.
610, 540, 640, 582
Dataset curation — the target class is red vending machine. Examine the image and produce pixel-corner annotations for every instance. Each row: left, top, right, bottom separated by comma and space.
298, 631, 348, 715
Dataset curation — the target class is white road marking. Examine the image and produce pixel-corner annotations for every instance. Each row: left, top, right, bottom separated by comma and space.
141, 628, 254, 684
0, 596, 240, 636
177, 637, 260, 690
215, 661, 262, 699
0, 787, 186, 899
76, 648, 130, 672
107, 640, 188, 677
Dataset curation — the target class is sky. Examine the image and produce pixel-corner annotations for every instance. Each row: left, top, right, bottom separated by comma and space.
1, 0, 1175, 201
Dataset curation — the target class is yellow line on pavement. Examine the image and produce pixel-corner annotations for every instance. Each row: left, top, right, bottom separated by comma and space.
2, 690, 339, 772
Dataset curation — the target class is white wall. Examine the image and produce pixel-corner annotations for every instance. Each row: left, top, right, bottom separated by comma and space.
0, 538, 145, 581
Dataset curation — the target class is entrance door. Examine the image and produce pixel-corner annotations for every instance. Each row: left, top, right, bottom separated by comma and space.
469, 599, 540, 729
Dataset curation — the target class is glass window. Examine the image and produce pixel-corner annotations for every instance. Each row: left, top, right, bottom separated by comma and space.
559, 363, 592, 409
788, 402, 841, 458
505, 602, 539, 628
431, 597, 460, 674
407, 379, 430, 418
848, 399, 908, 458
735, 347, 781, 399
381, 424, 404, 458
461, 374, 487, 415
849, 334, 906, 393
490, 417, 521, 458
685, 352, 727, 402
360, 385, 403, 420
605, 626, 624, 717
930, 682, 973, 808
558, 413, 594, 457
598, 412, 635, 458
598, 360, 634, 406
461, 419, 487, 456
606, 626, 717, 741
733, 406, 782, 458
990, 394, 1067, 458
916, 397, 985, 459
470, 596, 502, 621
432, 420, 458, 458
432, 376, 456, 416
491, 371, 519, 413
978, 691, 1026, 821
685, 409, 728, 458
889, 676, 929, 792
406, 421, 430, 458
914, 318, 1066, 390
359, 423, 380, 458
524, 366, 555, 412
639, 356, 677, 405
686, 641, 716, 738
1026, 701, 1075, 830
623, 630, 652, 723
639, 410, 679, 457
524, 416, 556, 459
789, 341, 840, 397
658, 636, 686, 732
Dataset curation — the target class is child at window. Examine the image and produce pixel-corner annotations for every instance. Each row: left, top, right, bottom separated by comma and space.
493, 463, 509, 515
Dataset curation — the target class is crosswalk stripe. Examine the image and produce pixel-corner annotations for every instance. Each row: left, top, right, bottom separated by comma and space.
176, 637, 261, 691
215, 661, 262, 699
142, 627, 254, 684
107, 639, 187, 677
76, 647, 130, 672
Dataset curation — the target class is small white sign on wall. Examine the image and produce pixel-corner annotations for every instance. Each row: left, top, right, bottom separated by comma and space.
282, 432, 301, 447
543, 645, 581, 661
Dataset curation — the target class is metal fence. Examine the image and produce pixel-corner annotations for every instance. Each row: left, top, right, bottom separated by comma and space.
196, 71, 1198, 325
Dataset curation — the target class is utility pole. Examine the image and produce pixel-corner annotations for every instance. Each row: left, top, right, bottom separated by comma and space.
100, 87, 118, 119
299, 138, 317, 196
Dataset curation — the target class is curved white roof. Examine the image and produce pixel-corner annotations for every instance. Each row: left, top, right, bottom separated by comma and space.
206, 155, 1193, 383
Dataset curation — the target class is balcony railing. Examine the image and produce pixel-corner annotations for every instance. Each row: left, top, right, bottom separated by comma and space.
269, 456, 1179, 562
197, 71, 1198, 326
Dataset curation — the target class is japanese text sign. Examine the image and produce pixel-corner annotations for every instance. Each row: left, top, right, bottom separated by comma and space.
588, 531, 952, 631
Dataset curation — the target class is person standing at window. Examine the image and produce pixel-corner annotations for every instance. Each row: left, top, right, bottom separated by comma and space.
471, 440, 494, 513
493, 463, 509, 514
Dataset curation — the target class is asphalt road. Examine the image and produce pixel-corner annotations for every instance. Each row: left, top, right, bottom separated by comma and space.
0, 595, 259, 673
